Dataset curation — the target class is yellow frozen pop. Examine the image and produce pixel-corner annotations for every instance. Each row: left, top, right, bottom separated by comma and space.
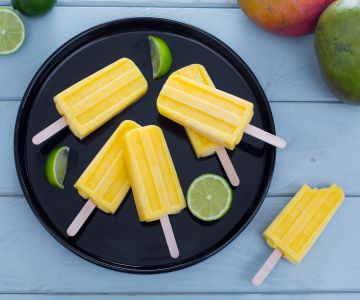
157, 74, 254, 150
253, 184, 345, 286
125, 125, 186, 258
67, 120, 140, 236
172, 65, 240, 187
33, 58, 148, 144
173, 65, 222, 157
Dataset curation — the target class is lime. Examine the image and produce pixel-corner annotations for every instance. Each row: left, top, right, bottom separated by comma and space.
45, 146, 70, 189
12, 0, 56, 17
187, 174, 233, 221
148, 35, 173, 79
0, 8, 25, 55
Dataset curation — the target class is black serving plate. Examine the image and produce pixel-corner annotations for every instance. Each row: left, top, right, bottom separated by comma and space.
14, 18, 275, 273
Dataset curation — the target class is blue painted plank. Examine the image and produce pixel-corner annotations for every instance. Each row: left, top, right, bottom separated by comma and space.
1, 101, 359, 196
0, 294, 359, 299
0, 0, 240, 7
0, 7, 335, 102
0, 195, 354, 293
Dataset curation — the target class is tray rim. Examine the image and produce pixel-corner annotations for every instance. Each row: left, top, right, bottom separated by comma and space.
14, 17, 276, 273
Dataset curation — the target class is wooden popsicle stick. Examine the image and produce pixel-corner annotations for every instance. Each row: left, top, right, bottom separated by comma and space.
32, 117, 68, 145
67, 199, 96, 237
245, 124, 287, 149
252, 248, 283, 286
216, 148, 240, 187
160, 215, 179, 259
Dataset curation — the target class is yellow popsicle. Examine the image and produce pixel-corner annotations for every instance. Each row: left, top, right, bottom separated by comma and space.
125, 125, 186, 222
55, 58, 148, 139
264, 184, 345, 264
173, 64, 222, 157
157, 74, 254, 150
74, 120, 140, 214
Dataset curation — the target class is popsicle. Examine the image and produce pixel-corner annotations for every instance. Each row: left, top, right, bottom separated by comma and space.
32, 58, 148, 145
67, 120, 140, 236
173, 64, 286, 157
253, 184, 345, 286
125, 125, 186, 258
173, 65, 239, 186
157, 73, 286, 150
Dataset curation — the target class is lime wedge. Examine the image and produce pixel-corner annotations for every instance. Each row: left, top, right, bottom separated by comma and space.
0, 8, 25, 55
187, 174, 233, 221
148, 35, 172, 79
45, 146, 70, 189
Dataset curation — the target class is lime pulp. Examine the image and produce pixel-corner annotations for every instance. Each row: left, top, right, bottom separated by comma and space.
0, 8, 25, 55
45, 146, 70, 189
148, 35, 173, 79
186, 174, 233, 221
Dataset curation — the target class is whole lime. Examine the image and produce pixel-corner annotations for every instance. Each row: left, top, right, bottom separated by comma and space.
12, 0, 57, 16
315, 0, 360, 104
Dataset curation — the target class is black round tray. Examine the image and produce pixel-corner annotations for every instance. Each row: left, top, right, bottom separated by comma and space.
14, 18, 275, 273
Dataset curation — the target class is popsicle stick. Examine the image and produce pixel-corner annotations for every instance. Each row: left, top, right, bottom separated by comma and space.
245, 124, 287, 149
67, 200, 96, 237
32, 117, 68, 145
215, 148, 240, 187
252, 248, 283, 286
160, 215, 179, 259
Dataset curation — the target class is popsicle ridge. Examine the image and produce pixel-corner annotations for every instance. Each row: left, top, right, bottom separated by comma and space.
74, 120, 141, 214
54, 58, 148, 139
157, 74, 253, 149
263, 184, 345, 264
125, 125, 186, 222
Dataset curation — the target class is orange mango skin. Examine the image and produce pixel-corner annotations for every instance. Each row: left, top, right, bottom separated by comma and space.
238, 0, 334, 36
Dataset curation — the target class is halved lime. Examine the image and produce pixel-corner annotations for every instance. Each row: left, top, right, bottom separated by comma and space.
0, 8, 25, 55
148, 35, 173, 79
45, 146, 70, 189
187, 174, 233, 221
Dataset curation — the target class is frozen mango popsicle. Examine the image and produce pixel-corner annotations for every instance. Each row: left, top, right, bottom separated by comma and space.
157, 74, 254, 150
33, 58, 148, 145
253, 184, 345, 286
67, 120, 140, 236
125, 125, 186, 258
172, 65, 240, 186
173, 65, 222, 157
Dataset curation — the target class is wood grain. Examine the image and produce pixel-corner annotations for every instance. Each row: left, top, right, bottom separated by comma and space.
0, 195, 354, 293
0, 294, 360, 300
0, 3, 357, 297
0, 1, 239, 8
0, 7, 335, 102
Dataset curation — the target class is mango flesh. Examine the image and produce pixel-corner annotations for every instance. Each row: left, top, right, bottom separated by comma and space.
239, 0, 334, 36
315, 0, 360, 104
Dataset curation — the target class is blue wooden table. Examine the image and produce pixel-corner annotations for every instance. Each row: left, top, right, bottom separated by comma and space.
1, 0, 360, 299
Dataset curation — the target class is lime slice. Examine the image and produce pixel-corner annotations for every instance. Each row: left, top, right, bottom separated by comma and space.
45, 146, 70, 189
0, 8, 25, 55
187, 174, 233, 221
148, 35, 173, 79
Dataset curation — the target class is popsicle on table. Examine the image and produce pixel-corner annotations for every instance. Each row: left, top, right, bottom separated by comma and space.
253, 184, 345, 286
33, 58, 148, 145
67, 120, 140, 236
125, 125, 186, 258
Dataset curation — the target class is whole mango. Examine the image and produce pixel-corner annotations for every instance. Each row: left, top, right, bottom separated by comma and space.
315, 0, 360, 104
238, 0, 334, 36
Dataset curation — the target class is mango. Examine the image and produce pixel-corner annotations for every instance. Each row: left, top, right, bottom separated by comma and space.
315, 0, 360, 104
239, 0, 334, 36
